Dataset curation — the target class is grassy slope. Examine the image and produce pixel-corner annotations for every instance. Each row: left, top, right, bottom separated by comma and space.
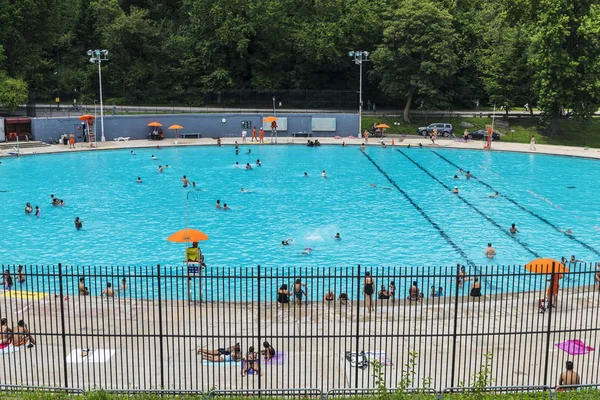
362, 115, 600, 148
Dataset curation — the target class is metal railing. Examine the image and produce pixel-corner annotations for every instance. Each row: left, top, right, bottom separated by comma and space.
0, 263, 599, 392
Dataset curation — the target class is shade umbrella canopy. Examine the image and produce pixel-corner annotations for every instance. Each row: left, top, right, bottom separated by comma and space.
524, 258, 569, 274
375, 123, 390, 129
263, 116, 278, 123
78, 114, 95, 121
147, 121, 163, 127
168, 124, 184, 130
167, 228, 209, 243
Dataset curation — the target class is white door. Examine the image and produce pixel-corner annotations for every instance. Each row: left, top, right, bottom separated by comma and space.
0, 118, 5, 142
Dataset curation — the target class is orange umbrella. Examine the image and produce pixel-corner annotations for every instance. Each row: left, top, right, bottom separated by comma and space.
263, 116, 277, 123
525, 258, 569, 274
376, 123, 390, 129
168, 124, 184, 140
147, 121, 163, 127
78, 114, 95, 121
167, 228, 209, 243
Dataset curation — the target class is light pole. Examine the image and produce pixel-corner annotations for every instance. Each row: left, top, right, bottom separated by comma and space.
94, 100, 98, 124
87, 49, 109, 143
349, 51, 369, 137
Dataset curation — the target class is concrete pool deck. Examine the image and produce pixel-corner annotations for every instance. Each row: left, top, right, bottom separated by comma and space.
1, 282, 599, 392
2, 135, 600, 161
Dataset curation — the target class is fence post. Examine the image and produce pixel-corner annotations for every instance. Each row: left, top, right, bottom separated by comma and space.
450, 264, 460, 387
157, 264, 165, 389
58, 263, 69, 388
543, 263, 556, 386
354, 264, 361, 389
257, 264, 262, 389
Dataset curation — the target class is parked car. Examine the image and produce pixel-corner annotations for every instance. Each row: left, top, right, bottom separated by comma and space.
467, 129, 500, 141
417, 123, 454, 137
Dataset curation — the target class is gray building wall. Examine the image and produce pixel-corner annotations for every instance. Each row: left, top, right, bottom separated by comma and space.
30, 113, 359, 142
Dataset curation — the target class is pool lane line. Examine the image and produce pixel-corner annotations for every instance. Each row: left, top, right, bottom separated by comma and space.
431, 150, 600, 257
397, 149, 540, 259
360, 150, 477, 267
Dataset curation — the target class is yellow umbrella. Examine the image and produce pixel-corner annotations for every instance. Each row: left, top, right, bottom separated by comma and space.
524, 258, 569, 274
263, 116, 278, 123
167, 228, 209, 243
147, 121, 163, 127
376, 123, 390, 129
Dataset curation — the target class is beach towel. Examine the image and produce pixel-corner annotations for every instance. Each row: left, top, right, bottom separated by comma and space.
0, 344, 21, 355
365, 351, 393, 366
263, 351, 287, 365
202, 359, 242, 367
555, 340, 595, 355
66, 349, 115, 363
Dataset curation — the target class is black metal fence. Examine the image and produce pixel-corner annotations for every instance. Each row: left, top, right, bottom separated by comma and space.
0, 263, 599, 392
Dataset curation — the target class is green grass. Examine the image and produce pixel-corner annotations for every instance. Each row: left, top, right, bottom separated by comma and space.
2, 390, 599, 400
362, 115, 600, 148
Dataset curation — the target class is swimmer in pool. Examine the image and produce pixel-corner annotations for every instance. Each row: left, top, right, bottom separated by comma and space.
236, 149, 239, 155
565, 229, 573, 235
74, 217, 83, 230
458, 168, 463, 174
152, 155, 157, 160
246, 163, 252, 170
192, 182, 196, 187
418, 143, 423, 148
466, 171, 471, 179
360, 143, 365, 150
130, 150, 135, 155
454, 175, 459, 180
302, 248, 312, 255
165, 165, 169, 168
35, 206, 41, 217
247, 149, 252, 154
24, 203, 33, 214
282, 240, 290, 246
158, 165, 163, 173
180, 175, 189, 187
136, 177, 143, 183
488, 192, 499, 198
510, 223, 520, 234
304, 172, 308, 177
223, 203, 230, 210
235, 162, 240, 168
50, 194, 61, 205
256, 159, 261, 167
241, 188, 252, 193
452, 186, 459, 194
334, 233, 341, 240
322, 170, 327, 178
216, 200, 221, 209
484, 243, 496, 259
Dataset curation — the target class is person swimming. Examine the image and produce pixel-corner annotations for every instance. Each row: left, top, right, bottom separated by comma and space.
50, 194, 61, 205
334, 233, 341, 240
322, 170, 327, 178
282, 238, 294, 245
304, 172, 308, 177
192, 182, 196, 187
302, 247, 312, 255
165, 165, 170, 168
453, 186, 459, 194
256, 159, 261, 167
223, 203, 230, 210
247, 149, 252, 154
35, 206, 41, 217
152, 155, 157, 160
130, 150, 135, 155
216, 200, 221, 209
235, 149, 239, 155
510, 223, 520, 233
74, 217, 83, 230
235, 162, 240, 168
136, 177, 143, 183
454, 175, 459, 180
181, 175, 189, 187
24, 203, 33, 214
246, 163, 252, 170
488, 192, 499, 198
466, 171, 471, 179
241, 188, 252, 193
158, 165, 163, 173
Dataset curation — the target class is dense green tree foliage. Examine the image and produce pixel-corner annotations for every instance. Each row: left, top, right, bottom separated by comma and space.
1, 0, 600, 129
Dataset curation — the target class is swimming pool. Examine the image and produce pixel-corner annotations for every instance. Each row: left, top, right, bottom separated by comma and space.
0, 145, 598, 299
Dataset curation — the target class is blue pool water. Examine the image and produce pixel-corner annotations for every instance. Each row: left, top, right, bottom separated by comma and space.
0, 145, 598, 299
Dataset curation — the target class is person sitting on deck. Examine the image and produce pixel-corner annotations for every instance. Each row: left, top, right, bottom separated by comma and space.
378, 284, 391, 300
470, 277, 482, 297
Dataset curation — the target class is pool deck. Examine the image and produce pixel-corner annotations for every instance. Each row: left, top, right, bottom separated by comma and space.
2, 135, 600, 160
1, 283, 599, 392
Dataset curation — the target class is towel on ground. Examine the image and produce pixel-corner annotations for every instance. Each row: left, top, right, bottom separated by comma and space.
365, 351, 393, 366
263, 351, 287, 365
202, 359, 242, 366
555, 340, 595, 355
0, 343, 22, 355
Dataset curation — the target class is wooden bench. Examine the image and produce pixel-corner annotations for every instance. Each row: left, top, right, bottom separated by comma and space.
180, 133, 202, 139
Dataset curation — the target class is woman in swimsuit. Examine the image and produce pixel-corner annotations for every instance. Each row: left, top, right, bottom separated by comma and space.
242, 346, 261, 376
277, 284, 290, 304
363, 270, 375, 313
389, 281, 396, 304
470, 277, 482, 298
1, 270, 13, 290
261, 341, 276, 360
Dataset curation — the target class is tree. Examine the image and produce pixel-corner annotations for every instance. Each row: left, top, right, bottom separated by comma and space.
0, 75, 29, 111
527, 0, 600, 133
370, 0, 458, 121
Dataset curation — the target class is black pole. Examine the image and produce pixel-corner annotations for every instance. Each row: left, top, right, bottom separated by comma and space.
450, 264, 461, 387
257, 264, 262, 389
58, 263, 69, 388
543, 262, 555, 386
354, 264, 361, 389
157, 264, 165, 389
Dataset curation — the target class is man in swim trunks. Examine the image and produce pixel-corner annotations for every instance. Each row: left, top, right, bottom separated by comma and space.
510, 224, 519, 233
12, 320, 35, 348
181, 175, 189, 187
78, 277, 89, 295
558, 361, 580, 388
137, 177, 143, 183
452, 186, 459, 194
17, 265, 25, 285
484, 243, 496, 259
